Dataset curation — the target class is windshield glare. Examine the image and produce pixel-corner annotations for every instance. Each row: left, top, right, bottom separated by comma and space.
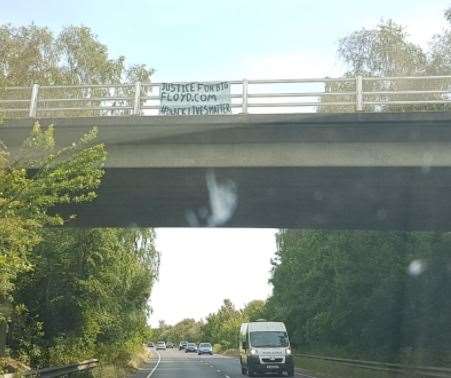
250, 331, 289, 348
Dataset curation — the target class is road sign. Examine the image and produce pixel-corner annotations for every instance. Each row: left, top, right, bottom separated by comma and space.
159, 81, 232, 116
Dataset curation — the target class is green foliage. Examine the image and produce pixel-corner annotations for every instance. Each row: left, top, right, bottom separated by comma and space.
153, 318, 204, 344
321, 14, 451, 113
0, 23, 154, 118
0, 123, 105, 303
0, 24, 153, 86
9, 228, 159, 367
338, 20, 426, 76
201, 299, 266, 351
151, 299, 267, 351
266, 230, 451, 365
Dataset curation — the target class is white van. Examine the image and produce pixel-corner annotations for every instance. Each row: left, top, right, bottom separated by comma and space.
239, 321, 294, 376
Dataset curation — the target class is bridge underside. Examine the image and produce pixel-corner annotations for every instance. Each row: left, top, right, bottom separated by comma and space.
58, 166, 451, 230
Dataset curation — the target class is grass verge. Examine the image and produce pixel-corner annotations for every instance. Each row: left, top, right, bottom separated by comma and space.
93, 346, 152, 378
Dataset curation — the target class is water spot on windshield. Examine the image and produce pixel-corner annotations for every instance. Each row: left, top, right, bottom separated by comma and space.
206, 170, 237, 226
185, 169, 238, 226
408, 259, 426, 276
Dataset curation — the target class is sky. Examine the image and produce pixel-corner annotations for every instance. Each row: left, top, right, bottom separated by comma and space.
152, 229, 277, 326
1, 0, 450, 326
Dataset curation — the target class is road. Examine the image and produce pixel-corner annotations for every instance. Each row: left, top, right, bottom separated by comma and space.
128, 348, 317, 378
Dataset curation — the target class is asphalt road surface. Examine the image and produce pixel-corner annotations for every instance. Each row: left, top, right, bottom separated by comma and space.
128, 348, 317, 378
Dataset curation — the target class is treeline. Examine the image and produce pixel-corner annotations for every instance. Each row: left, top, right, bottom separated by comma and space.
9, 228, 159, 367
152, 299, 266, 352
266, 230, 451, 365
0, 24, 158, 372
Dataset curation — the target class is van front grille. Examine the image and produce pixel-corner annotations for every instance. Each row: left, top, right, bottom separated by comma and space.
262, 358, 283, 363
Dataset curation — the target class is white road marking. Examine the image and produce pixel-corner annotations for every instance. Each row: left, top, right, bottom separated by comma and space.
146, 351, 161, 378
225, 376, 231, 378
216, 369, 221, 372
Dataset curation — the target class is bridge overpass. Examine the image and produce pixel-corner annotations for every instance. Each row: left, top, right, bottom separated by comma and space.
3, 112, 451, 230
2, 75, 451, 229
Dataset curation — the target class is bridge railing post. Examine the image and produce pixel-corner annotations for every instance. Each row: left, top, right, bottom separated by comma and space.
133, 82, 142, 115
242, 79, 248, 114
29, 84, 39, 118
355, 75, 363, 111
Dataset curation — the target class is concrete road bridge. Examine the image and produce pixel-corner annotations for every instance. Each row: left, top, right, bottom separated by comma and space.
2, 75, 451, 230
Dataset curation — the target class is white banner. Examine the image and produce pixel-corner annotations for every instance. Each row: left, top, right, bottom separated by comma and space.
159, 81, 232, 116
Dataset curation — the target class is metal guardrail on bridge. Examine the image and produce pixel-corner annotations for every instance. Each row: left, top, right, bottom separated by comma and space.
296, 353, 451, 377
1, 75, 451, 118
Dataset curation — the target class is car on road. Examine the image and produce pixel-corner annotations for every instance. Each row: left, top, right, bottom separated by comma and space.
156, 341, 167, 350
148, 342, 154, 348
179, 341, 188, 350
197, 342, 213, 355
239, 321, 294, 377
185, 342, 198, 353
166, 342, 175, 348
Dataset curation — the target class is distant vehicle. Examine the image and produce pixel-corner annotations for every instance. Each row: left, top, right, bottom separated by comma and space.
166, 342, 175, 348
197, 342, 213, 355
156, 341, 166, 350
179, 341, 188, 350
148, 342, 155, 348
239, 321, 294, 377
185, 342, 198, 353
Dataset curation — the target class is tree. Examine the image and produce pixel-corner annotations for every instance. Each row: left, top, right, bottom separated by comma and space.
152, 319, 203, 344
266, 228, 451, 365
0, 122, 105, 369
338, 20, 426, 77
0, 24, 153, 87
0, 124, 105, 302
201, 299, 267, 351
242, 300, 266, 322
321, 18, 451, 113
0, 24, 154, 117
9, 228, 159, 367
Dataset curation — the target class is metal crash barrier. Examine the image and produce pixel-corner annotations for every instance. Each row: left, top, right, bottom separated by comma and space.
296, 353, 451, 377
23, 359, 98, 377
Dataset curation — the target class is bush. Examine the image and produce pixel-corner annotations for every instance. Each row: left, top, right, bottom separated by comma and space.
213, 344, 223, 353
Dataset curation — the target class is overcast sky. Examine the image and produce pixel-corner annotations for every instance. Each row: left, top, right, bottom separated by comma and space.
1, 0, 450, 326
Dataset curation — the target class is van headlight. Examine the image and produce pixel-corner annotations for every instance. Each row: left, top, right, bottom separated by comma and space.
286, 348, 292, 355
250, 348, 258, 356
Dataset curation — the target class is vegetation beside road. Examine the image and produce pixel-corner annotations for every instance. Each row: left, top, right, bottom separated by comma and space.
0, 24, 158, 374
152, 299, 265, 351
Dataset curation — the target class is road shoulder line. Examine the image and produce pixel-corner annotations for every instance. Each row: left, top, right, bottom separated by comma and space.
146, 351, 161, 378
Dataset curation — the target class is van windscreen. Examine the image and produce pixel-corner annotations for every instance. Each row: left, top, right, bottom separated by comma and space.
250, 331, 289, 347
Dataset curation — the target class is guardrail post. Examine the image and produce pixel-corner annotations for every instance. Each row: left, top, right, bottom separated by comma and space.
133, 81, 142, 115
355, 75, 363, 111
29, 84, 39, 118
242, 79, 248, 113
